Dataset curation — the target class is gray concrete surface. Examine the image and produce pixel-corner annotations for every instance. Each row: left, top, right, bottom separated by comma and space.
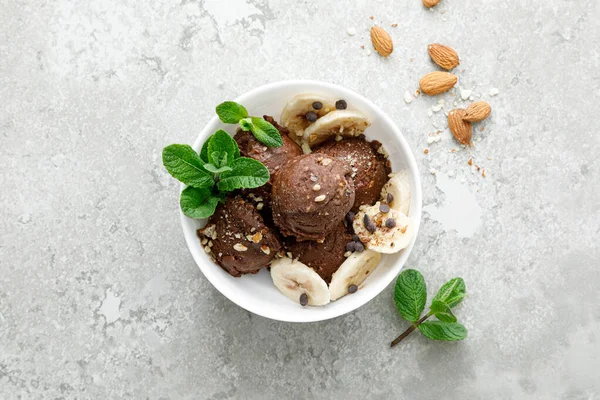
1, 0, 599, 398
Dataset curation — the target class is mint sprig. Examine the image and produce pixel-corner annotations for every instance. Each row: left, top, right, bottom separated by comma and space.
162, 129, 269, 219
216, 101, 283, 148
390, 270, 468, 347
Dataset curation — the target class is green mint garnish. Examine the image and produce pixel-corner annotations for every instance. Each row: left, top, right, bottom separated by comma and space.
250, 117, 283, 148
180, 187, 221, 219
162, 127, 270, 219
216, 101, 283, 148
391, 270, 468, 347
215, 101, 248, 124
162, 144, 214, 189
418, 321, 468, 341
429, 300, 457, 323
217, 157, 270, 192
393, 269, 427, 323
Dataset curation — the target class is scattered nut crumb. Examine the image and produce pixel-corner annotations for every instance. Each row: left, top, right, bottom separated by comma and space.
480, 127, 485, 132
400, 225, 408, 234
482, 169, 486, 178
391, 23, 398, 27
424, 148, 429, 154
313, 184, 321, 191
460, 88, 472, 100
233, 243, 248, 252
361, 45, 365, 49
414, 89, 421, 97
468, 159, 473, 166
256, 202, 264, 210
409, 57, 414, 62
314, 195, 326, 202
369, 16, 374, 20
489, 88, 500, 96
404, 91, 413, 104
347, 27, 357, 36
430, 168, 437, 175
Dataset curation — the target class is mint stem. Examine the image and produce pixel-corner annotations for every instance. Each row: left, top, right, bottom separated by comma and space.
390, 314, 430, 347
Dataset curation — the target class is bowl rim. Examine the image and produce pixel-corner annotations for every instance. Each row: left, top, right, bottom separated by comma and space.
179, 79, 422, 323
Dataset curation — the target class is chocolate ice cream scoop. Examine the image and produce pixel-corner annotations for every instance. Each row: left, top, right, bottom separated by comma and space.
285, 223, 352, 283
234, 116, 303, 203
198, 196, 282, 277
314, 137, 390, 212
271, 153, 355, 241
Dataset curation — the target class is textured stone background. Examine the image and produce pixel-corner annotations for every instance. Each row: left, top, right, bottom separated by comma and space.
1, 0, 599, 399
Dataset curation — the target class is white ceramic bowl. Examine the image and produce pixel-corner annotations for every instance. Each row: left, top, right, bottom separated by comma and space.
180, 80, 422, 322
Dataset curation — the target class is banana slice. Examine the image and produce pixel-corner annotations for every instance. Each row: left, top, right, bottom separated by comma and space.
303, 110, 371, 146
380, 171, 412, 215
270, 257, 330, 306
353, 202, 414, 254
280, 94, 336, 138
329, 250, 382, 301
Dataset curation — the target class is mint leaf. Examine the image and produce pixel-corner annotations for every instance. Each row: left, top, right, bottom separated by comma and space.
216, 101, 248, 124
179, 186, 220, 219
432, 278, 466, 308
210, 151, 228, 168
203, 163, 232, 174
217, 157, 270, 192
418, 321, 467, 341
394, 269, 427, 322
250, 117, 283, 148
162, 144, 214, 189
239, 118, 253, 131
200, 141, 209, 163
429, 300, 457, 323
208, 129, 240, 162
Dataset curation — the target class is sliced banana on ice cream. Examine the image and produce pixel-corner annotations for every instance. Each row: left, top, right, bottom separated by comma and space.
353, 202, 414, 254
280, 94, 336, 138
380, 171, 411, 215
329, 250, 382, 301
303, 110, 371, 146
270, 257, 331, 306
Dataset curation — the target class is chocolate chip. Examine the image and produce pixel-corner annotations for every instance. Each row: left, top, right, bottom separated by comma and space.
367, 222, 377, 233
385, 218, 396, 228
306, 111, 318, 122
335, 99, 347, 110
345, 242, 356, 252
312, 101, 323, 110
358, 134, 366, 140
299, 293, 308, 306
379, 203, 391, 213
386, 193, 394, 204
354, 242, 365, 252
352, 234, 360, 242
363, 214, 371, 227
348, 284, 358, 294
346, 211, 356, 225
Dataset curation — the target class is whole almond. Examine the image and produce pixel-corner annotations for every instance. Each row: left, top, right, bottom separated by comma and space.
448, 109, 472, 145
422, 0, 440, 7
463, 101, 492, 122
370, 26, 393, 57
428, 43, 460, 70
419, 72, 458, 95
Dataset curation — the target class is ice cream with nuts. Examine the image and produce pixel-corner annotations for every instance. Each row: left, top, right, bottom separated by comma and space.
314, 137, 390, 211
271, 153, 355, 241
198, 196, 282, 277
